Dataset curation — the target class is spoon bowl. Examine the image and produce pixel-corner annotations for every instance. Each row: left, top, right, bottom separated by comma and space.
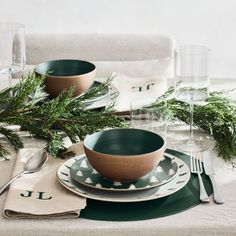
23, 151, 48, 173
0, 151, 48, 195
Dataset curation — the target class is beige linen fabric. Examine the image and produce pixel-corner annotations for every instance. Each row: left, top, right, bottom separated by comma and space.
3, 143, 86, 219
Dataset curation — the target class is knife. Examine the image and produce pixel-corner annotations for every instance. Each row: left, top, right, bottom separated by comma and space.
203, 153, 224, 204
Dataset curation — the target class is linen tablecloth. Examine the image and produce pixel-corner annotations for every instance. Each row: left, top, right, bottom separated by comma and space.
0, 79, 236, 236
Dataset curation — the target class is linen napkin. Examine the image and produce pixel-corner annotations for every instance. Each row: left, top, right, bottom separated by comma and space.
3, 143, 86, 219
109, 73, 167, 111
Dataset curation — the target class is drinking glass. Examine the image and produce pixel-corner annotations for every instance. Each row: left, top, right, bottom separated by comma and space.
174, 45, 210, 152
130, 97, 167, 138
0, 22, 25, 88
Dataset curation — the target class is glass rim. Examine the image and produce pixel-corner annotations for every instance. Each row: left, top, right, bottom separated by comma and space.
0, 22, 25, 32
175, 45, 211, 54
130, 96, 157, 109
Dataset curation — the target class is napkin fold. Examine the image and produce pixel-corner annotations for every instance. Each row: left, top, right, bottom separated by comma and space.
110, 73, 167, 111
3, 143, 86, 219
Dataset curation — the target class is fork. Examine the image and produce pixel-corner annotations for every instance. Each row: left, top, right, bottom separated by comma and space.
190, 152, 210, 203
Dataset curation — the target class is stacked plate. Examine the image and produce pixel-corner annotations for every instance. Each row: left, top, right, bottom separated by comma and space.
57, 151, 190, 202
83, 81, 113, 110
83, 81, 108, 105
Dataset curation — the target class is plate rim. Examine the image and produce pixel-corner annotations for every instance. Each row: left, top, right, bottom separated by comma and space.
57, 152, 190, 203
69, 154, 179, 192
85, 82, 118, 110
83, 81, 110, 105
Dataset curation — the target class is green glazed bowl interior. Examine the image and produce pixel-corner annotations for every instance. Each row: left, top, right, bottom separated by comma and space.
84, 129, 165, 156
35, 59, 96, 77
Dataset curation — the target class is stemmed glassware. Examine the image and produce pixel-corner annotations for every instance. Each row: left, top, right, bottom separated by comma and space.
174, 45, 210, 152
0, 22, 25, 88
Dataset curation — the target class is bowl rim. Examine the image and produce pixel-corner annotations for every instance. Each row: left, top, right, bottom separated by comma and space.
83, 128, 166, 158
35, 59, 96, 78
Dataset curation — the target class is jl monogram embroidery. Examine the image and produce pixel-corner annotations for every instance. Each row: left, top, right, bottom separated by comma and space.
132, 82, 155, 92
20, 190, 52, 200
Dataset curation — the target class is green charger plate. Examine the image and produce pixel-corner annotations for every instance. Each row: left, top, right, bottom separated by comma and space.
79, 149, 213, 221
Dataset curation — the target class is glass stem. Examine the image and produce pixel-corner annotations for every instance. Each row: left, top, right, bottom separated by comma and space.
189, 102, 194, 145
8, 74, 12, 87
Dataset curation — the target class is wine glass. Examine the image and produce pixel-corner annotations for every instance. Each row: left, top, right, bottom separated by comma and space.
174, 45, 210, 152
0, 22, 26, 88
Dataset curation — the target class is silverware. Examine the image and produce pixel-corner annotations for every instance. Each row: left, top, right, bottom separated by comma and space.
0, 151, 48, 195
190, 152, 210, 203
203, 153, 224, 204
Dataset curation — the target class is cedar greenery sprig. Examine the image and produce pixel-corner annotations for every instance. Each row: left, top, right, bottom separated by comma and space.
151, 86, 236, 163
0, 72, 125, 159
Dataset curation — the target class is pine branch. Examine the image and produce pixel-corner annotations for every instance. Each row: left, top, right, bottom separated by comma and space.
0, 72, 125, 159
0, 126, 23, 151
151, 87, 236, 162
0, 72, 45, 120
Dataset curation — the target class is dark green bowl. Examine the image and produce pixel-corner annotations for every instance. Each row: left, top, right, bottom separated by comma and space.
35, 59, 96, 97
83, 128, 166, 182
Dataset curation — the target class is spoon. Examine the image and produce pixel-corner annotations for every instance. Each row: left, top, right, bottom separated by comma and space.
0, 151, 48, 195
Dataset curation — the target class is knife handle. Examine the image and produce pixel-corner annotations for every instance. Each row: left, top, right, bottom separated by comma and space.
198, 173, 210, 202
209, 174, 225, 204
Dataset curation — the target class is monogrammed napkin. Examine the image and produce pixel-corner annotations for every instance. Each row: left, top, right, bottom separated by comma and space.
110, 73, 167, 111
3, 143, 86, 219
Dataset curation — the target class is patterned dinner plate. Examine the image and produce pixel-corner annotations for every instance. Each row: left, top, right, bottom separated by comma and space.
57, 151, 190, 203
70, 155, 179, 191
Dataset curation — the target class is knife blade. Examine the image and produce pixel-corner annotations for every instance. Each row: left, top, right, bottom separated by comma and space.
203, 153, 224, 204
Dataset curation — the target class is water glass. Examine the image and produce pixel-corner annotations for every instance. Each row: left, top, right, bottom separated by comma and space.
0, 22, 25, 76
130, 97, 167, 138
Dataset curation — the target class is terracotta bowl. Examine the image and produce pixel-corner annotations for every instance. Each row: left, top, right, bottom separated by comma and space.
83, 128, 166, 182
35, 59, 96, 97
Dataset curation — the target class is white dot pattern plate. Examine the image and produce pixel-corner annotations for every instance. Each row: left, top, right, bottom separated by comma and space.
57, 151, 190, 203
70, 155, 179, 191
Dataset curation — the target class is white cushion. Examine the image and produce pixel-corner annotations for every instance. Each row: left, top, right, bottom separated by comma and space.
93, 58, 173, 78
26, 34, 175, 64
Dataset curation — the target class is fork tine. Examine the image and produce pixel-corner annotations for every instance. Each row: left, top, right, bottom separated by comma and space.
190, 153, 193, 170
192, 153, 195, 170
190, 151, 209, 202
195, 153, 200, 173
196, 152, 202, 173
193, 153, 200, 172
198, 153, 203, 172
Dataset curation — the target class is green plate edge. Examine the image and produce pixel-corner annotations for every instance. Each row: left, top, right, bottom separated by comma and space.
79, 148, 213, 221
